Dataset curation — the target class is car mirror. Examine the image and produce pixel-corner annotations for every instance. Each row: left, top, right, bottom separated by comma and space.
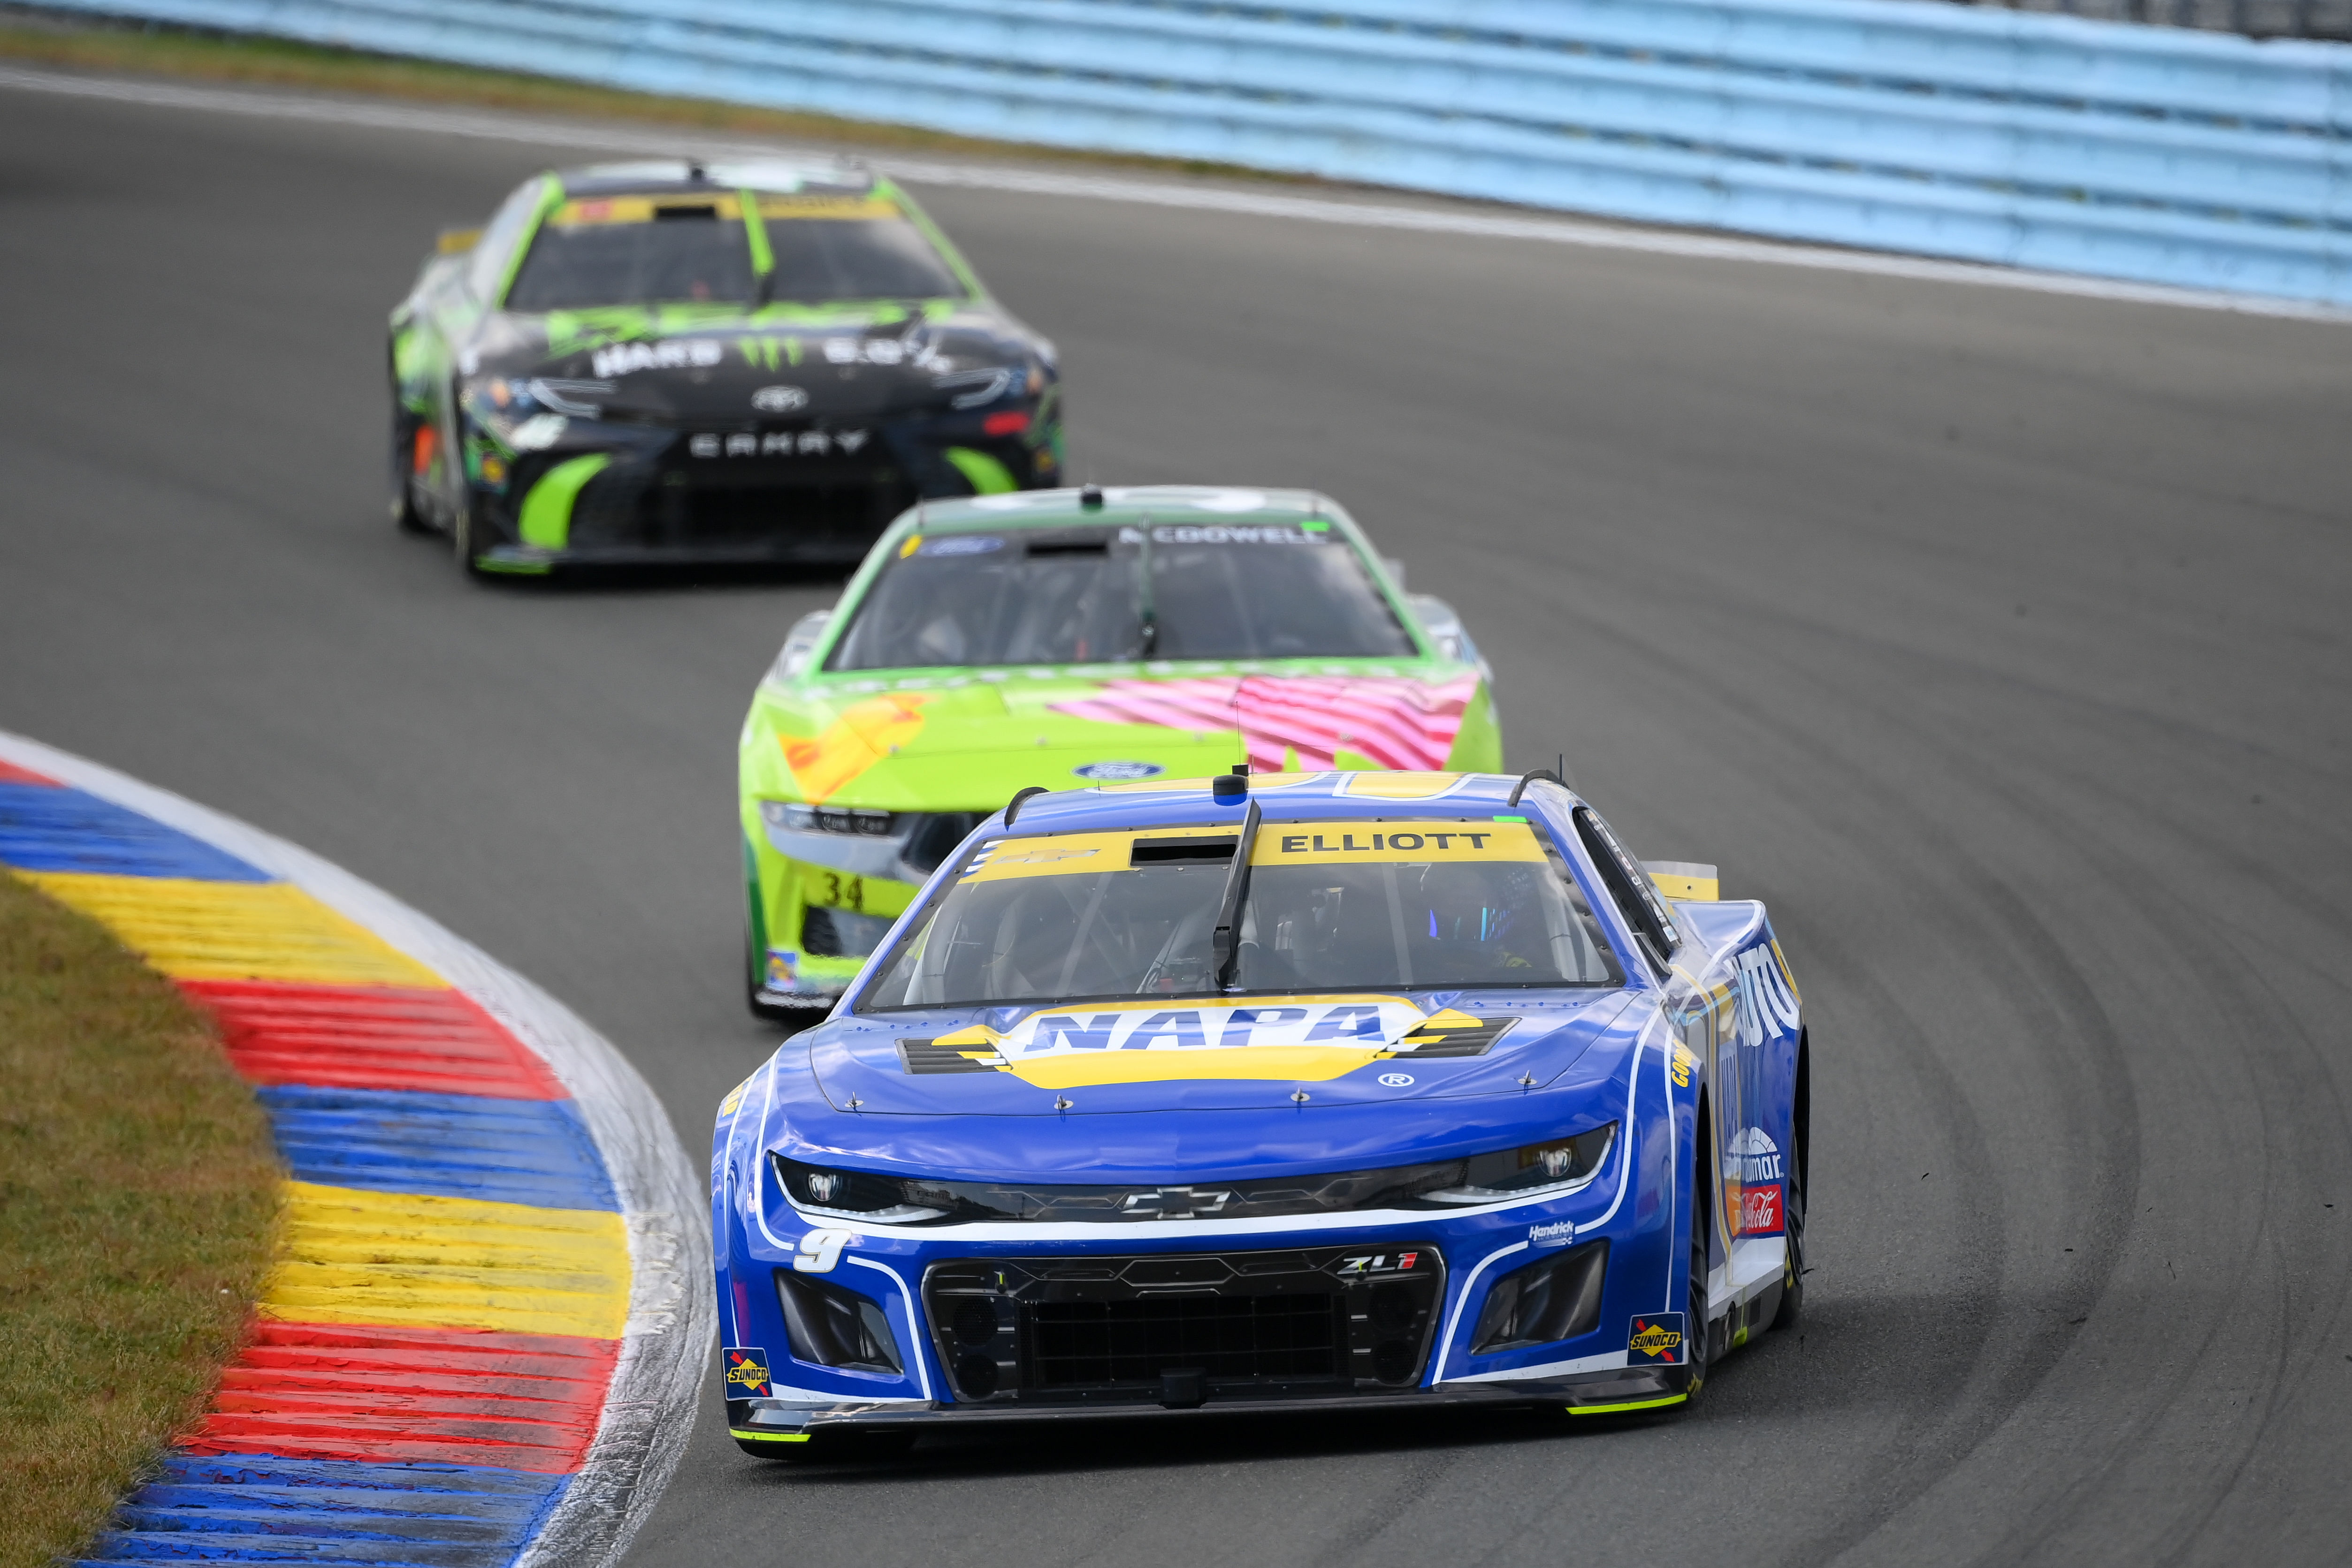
1406, 593, 1492, 682
771, 608, 837, 683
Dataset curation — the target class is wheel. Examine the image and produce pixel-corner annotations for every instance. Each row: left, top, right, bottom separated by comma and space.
1772, 1033, 1809, 1331
449, 477, 489, 579
389, 412, 429, 532
1683, 1230, 1711, 1403
389, 355, 430, 534
744, 920, 825, 1031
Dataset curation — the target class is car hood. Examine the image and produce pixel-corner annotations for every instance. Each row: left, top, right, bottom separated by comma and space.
464, 303, 1036, 422
749, 662, 1488, 811
808, 988, 1637, 1117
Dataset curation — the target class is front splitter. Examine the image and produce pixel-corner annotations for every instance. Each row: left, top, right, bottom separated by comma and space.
727, 1369, 1684, 1445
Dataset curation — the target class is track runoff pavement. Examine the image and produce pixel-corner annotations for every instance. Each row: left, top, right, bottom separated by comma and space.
1, 66, 2348, 1568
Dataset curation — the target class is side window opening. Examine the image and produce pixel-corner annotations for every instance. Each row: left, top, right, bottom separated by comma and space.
1572, 806, 1680, 973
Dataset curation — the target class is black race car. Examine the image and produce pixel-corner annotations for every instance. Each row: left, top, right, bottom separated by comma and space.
389, 158, 1064, 574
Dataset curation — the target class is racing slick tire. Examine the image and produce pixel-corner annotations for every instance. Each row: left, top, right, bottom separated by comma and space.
389, 411, 429, 533
448, 481, 489, 580
1684, 1231, 1711, 1404
734, 1429, 916, 1463
1772, 1031, 1811, 1332
388, 351, 430, 535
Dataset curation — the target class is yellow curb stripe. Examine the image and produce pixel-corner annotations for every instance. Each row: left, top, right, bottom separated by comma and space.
261, 1181, 630, 1340
20, 872, 444, 987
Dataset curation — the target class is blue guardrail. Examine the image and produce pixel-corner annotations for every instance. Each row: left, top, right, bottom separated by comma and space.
40, 0, 2352, 303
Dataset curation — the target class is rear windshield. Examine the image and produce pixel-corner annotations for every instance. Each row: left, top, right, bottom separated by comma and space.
826, 524, 1416, 670
859, 818, 1622, 1010
503, 192, 966, 311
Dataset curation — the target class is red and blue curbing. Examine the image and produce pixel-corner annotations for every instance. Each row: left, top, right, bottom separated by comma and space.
0, 736, 708, 1568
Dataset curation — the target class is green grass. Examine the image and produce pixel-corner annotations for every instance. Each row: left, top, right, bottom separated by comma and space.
0, 9, 1299, 184
0, 871, 280, 1568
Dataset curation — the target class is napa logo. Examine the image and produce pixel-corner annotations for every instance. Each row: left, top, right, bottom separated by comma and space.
1627, 1313, 1686, 1364
924, 997, 1503, 1090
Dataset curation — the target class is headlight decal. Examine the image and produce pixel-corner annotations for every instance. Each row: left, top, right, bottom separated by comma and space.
771, 1127, 1616, 1230
1432, 1019, 1654, 1382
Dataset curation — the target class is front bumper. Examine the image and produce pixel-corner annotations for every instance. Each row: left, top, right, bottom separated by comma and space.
463, 408, 1057, 569
726, 1368, 1686, 1446
713, 1159, 1706, 1441
744, 807, 984, 1004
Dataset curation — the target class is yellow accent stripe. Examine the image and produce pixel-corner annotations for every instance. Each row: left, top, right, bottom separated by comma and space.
730, 1429, 813, 1443
1007, 1043, 1395, 1089
261, 1181, 630, 1340
1567, 1392, 1689, 1415
1332, 771, 1467, 799
20, 873, 443, 987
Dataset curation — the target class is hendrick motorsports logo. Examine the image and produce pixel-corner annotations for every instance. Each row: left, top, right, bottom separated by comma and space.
1627, 1312, 1687, 1365
1071, 760, 1165, 780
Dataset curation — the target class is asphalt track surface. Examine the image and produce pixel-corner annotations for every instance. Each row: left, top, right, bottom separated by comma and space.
4, 71, 2350, 1568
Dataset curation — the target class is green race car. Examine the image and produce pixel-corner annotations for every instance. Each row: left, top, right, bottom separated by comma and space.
389, 157, 1062, 573
739, 484, 1504, 1018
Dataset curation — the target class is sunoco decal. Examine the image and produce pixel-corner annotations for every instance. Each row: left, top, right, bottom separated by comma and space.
723, 1346, 773, 1399
1627, 1312, 1687, 1365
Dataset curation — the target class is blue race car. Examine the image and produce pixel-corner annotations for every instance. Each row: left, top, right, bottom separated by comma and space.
710, 768, 1809, 1453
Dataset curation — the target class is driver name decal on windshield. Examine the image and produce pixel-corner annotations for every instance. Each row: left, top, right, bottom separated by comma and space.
1119, 525, 1318, 546
1258, 818, 1544, 865
924, 996, 1515, 1088
862, 812, 1622, 1015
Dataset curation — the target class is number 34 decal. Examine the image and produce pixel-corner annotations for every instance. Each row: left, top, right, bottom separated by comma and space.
811, 872, 865, 911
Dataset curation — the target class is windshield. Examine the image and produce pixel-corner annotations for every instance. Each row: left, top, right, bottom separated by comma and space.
860, 818, 1623, 1009
826, 524, 1416, 670
503, 192, 966, 311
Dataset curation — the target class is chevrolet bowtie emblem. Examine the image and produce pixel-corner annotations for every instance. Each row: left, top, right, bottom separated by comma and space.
1120, 1186, 1233, 1219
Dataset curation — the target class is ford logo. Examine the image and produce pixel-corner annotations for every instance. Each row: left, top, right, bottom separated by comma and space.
1072, 761, 1165, 781
751, 384, 809, 412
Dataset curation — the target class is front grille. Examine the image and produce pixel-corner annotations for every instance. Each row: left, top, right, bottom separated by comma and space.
557, 456, 914, 557
924, 1243, 1443, 1406
674, 479, 901, 552
1030, 1294, 1339, 1387
801, 905, 894, 959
